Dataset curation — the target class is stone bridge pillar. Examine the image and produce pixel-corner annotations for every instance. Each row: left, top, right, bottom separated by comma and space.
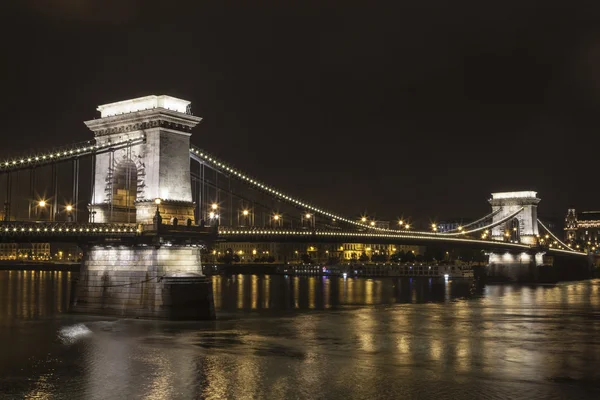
489, 191, 540, 245
85, 95, 202, 224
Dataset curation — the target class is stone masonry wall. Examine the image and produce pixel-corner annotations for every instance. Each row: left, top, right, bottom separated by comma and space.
71, 246, 214, 319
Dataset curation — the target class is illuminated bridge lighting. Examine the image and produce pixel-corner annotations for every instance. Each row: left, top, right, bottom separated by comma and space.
216, 228, 586, 255
190, 146, 448, 236
0, 135, 146, 172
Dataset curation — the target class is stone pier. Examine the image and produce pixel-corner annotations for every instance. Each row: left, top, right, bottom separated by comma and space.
71, 246, 215, 320
487, 251, 546, 282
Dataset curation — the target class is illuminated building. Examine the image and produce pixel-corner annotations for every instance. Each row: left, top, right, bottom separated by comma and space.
565, 209, 600, 244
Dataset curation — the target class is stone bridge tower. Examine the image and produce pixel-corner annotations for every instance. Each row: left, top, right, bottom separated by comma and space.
489, 191, 540, 245
85, 95, 202, 224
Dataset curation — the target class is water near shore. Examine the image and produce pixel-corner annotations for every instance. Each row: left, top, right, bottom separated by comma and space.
1, 270, 599, 399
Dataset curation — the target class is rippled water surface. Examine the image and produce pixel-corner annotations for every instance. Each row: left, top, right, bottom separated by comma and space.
1, 270, 600, 399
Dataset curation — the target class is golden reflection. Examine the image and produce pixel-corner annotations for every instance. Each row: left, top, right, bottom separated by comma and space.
338, 277, 345, 303
237, 274, 244, 309
346, 277, 355, 303
322, 278, 331, 309
230, 347, 260, 398
308, 277, 316, 309
21, 271, 29, 318
430, 338, 442, 361
251, 275, 258, 309
212, 275, 222, 309
202, 357, 230, 399
365, 280, 374, 305
262, 275, 270, 308
293, 277, 299, 308
56, 271, 63, 313
356, 310, 376, 353
455, 338, 470, 373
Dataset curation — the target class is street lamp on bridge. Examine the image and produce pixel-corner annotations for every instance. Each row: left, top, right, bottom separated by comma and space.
36, 200, 48, 220
272, 214, 281, 227
303, 212, 314, 228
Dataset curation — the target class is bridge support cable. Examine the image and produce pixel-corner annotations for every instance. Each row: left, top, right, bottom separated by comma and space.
28, 168, 35, 221
190, 146, 435, 234
0, 136, 145, 174
90, 151, 96, 222
51, 164, 58, 221
190, 172, 309, 228
441, 208, 502, 234
72, 158, 80, 222
441, 207, 524, 237
3, 172, 11, 221
537, 218, 575, 251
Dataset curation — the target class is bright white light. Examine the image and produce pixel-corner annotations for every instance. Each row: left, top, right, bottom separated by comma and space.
491, 191, 537, 200
96, 95, 191, 117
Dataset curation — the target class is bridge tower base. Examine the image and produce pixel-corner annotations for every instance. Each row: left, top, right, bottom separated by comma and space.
486, 251, 593, 283
486, 251, 546, 282
71, 246, 215, 320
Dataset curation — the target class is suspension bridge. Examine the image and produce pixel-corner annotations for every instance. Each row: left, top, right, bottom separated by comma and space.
0, 95, 589, 319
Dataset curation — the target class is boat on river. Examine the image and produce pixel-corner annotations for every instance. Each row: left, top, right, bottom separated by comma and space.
276, 263, 474, 280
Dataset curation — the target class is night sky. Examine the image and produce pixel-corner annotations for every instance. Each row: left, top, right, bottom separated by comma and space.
2, 1, 600, 226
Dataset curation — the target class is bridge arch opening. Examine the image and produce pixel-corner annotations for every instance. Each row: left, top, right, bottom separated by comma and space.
111, 160, 138, 223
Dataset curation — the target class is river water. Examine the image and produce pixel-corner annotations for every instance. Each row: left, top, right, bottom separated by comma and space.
0, 270, 599, 399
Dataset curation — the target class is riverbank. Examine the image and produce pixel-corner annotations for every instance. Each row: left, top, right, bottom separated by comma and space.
0, 261, 81, 272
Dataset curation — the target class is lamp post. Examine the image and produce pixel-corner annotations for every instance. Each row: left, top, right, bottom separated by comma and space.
37, 200, 47, 221
66, 204, 73, 222
153, 198, 162, 229
303, 212, 314, 228
272, 214, 281, 228
239, 209, 249, 227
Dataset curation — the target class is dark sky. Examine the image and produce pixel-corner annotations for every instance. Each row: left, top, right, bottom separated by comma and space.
1, 0, 600, 226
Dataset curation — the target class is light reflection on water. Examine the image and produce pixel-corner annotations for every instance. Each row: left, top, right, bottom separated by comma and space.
0, 271, 600, 399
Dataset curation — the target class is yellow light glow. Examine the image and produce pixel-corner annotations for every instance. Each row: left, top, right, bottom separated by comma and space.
370, 221, 375, 226
38, 201, 46, 207
305, 213, 311, 219
66, 205, 73, 212
273, 215, 280, 220
361, 217, 367, 223
154, 198, 161, 205
211, 203, 218, 210
242, 210, 249, 216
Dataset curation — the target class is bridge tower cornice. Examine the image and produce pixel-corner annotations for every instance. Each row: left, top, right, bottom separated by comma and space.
84, 108, 202, 138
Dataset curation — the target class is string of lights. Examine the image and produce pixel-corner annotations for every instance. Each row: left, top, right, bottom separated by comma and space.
442, 208, 524, 237
0, 136, 145, 172
190, 145, 477, 236
441, 208, 502, 233
537, 218, 575, 251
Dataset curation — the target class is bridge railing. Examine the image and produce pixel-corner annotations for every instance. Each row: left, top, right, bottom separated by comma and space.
0, 222, 139, 236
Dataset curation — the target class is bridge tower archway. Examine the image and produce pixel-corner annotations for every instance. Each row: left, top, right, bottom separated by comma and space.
509, 218, 520, 242
489, 191, 540, 245
85, 95, 202, 224
109, 159, 138, 223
